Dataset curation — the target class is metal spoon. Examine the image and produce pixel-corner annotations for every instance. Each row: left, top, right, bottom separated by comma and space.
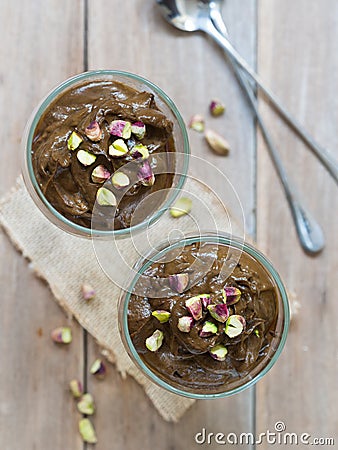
208, 0, 324, 254
157, 0, 338, 184
157, 0, 325, 254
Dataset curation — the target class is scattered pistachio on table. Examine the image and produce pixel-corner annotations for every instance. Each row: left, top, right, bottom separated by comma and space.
69, 379, 83, 399
169, 197, 192, 218
188, 114, 205, 132
209, 99, 225, 117
205, 129, 230, 156
90, 359, 106, 379
79, 418, 98, 444
77, 393, 95, 415
81, 283, 96, 301
51, 327, 72, 344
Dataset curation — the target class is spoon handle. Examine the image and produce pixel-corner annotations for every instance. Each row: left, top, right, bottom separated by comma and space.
238, 71, 324, 254
202, 20, 338, 185
208, 9, 324, 254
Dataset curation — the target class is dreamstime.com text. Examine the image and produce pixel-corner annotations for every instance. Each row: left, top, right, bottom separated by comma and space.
195, 422, 335, 446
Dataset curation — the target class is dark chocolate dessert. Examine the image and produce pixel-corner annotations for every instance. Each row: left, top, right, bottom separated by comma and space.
31, 80, 175, 230
127, 241, 282, 394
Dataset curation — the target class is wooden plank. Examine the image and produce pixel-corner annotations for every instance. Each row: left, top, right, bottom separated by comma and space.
87, 0, 257, 448
257, 0, 338, 446
0, 1, 85, 449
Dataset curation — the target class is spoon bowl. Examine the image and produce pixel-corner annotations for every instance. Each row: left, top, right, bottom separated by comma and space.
156, 0, 210, 32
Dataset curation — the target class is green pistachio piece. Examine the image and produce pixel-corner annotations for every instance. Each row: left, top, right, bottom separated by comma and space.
96, 187, 117, 206
145, 329, 164, 352
169, 197, 192, 218
188, 114, 205, 132
77, 150, 97, 166
111, 172, 130, 189
209, 344, 228, 361
225, 315, 246, 338
109, 139, 129, 157
79, 418, 98, 444
199, 321, 218, 337
77, 393, 95, 415
67, 131, 83, 151
152, 310, 171, 323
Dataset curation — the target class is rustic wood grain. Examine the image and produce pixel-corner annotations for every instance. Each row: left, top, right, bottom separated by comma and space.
0, 1, 85, 449
86, 0, 257, 448
256, 0, 338, 446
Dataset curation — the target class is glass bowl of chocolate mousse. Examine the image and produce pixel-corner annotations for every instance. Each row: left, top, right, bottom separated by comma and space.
119, 233, 290, 398
22, 70, 190, 237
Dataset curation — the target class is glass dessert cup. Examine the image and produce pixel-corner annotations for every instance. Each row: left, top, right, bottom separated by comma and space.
119, 233, 290, 399
22, 70, 190, 238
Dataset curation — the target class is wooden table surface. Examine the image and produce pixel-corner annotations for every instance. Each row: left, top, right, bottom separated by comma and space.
1, 1, 337, 449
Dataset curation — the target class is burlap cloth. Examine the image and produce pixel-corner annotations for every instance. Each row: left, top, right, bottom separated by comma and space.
1, 176, 295, 422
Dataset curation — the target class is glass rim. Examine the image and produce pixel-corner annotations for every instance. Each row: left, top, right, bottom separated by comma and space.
121, 232, 290, 399
24, 69, 190, 237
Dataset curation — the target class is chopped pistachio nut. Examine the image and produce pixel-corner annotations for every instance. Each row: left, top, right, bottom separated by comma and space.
81, 283, 96, 301
91, 165, 111, 183
188, 114, 205, 132
137, 160, 155, 186
222, 286, 241, 305
90, 359, 106, 378
85, 121, 102, 141
225, 315, 246, 338
205, 129, 230, 156
207, 303, 229, 323
79, 418, 98, 444
200, 294, 212, 309
169, 273, 189, 293
77, 150, 97, 166
96, 187, 116, 206
209, 100, 225, 117
67, 131, 83, 151
109, 139, 129, 157
51, 327, 72, 344
69, 379, 83, 398
178, 316, 194, 333
130, 144, 149, 160
109, 120, 132, 139
199, 321, 218, 337
254, 329, 260, 338
209, 344, 228, 361
111, 172, 130, 189
185, 296, 203, 321
131, 121, 146, 139
169, 197, 192, 218
145, 329, 164, 352
77, 393, 95, 415
152, 310, 171, 323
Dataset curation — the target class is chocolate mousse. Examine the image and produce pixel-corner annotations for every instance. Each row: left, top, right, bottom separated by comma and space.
127, 241, 282, 394
31, 79, 175, 230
